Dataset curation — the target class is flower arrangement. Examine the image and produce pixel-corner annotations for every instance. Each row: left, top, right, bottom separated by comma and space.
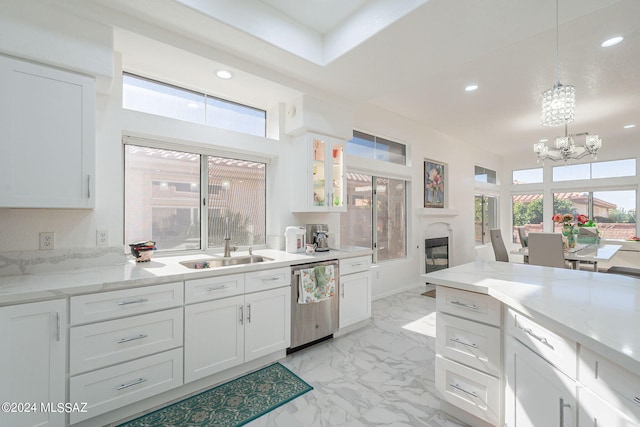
552, 213, 575, 226
576, 214, 597, 227
552, 213, 579, 248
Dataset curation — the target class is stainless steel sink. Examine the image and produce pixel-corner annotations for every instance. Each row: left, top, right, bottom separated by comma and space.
180, 255, 273, 269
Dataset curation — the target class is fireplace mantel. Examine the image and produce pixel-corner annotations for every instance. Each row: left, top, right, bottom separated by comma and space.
417, 208, 459, 217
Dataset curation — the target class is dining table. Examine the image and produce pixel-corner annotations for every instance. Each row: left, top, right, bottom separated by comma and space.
511, 243, 622, 270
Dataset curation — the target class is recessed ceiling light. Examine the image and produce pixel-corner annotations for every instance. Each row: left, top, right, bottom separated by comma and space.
187, 102, 199, 109
601, 36, 623, 48
465, 84, 478, 92
623, 124, 636, 129
215, 69, 234, 79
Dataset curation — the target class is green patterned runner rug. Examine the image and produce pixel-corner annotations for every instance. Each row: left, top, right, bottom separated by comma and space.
118, 363, 313, 427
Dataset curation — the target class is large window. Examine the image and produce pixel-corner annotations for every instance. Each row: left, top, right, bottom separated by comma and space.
475, 194, 498, 244
553, 158, 636, 182
340, 173, 406, 262
512, 194, 544, 244
125, 145, 266, 252
552, 191, 636, 239
123, 73, 266, 137
347, 131, 406, 165
513, 168, 543, 185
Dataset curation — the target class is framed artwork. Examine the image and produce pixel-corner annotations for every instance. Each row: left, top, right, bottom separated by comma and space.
424, 159, 445, 208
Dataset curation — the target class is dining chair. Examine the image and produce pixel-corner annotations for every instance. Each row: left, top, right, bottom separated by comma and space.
489, 229, 509, 262
517, 227, 528, 248
527, 232, 567, 268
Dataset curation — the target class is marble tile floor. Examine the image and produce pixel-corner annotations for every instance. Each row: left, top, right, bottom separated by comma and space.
247, 286, 469, 427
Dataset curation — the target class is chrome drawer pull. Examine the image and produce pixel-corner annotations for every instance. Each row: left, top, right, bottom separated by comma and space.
261, 277, 280, 282
451, 300, 479, 310
523, 327, 549, 345
116, 378, 147, 390
634, 396, 640, 406
350, 263, 363, 267
450, 337, 479, 349
450, 383, 479, 398
118, 298, 148, 306
206, 285, 226, 291
117, 334, 148, 344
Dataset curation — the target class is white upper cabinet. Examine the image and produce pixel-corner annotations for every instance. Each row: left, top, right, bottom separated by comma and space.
291, 132, 346, 212
0, 55, 95, 208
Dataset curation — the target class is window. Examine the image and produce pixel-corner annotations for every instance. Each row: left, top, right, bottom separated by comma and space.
512, 193, 544, 244
553, 158, 636, 182
475, 166, 497, 184
552, 191, 636, 239
513, 168, 543, 184
475, 194, 498, 244
347, 131, 406, 165
340, 173, 406, 262
122, 73, 266, 137
125, 145, 266, 252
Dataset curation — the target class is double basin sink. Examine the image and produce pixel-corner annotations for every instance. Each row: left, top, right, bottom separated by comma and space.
180, 255, 273, 269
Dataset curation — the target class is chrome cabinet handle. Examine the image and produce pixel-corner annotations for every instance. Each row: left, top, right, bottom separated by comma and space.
350, 263, 363, 267
118, 298, 148, 306
239, 305, 244, 325
261, 277, 280, 282
559, 397, 571, 426
116, 378, 147, 391
523, 327, 549, 345
634, 396, 640, 406
450, 383, 478, 398
206, 285, 226, 291
247, 304, 251, 323
450, 337, 478, 349
56, 312, 60, 342
451, 300, 479, 310
117, 334, 148, 344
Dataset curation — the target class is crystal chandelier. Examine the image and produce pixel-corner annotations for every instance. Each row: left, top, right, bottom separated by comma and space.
541, 0, 575, 127
534, 125, 602, 163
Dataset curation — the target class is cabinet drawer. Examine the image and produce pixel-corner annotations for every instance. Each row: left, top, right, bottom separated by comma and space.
245, 267, 291, 293
436, 286, 501, 326
506, 308, 576, 378
579, 347, 640, 421
436, 312, 501, 377
185, 273, 245, 304
69, 348, 183, 424
339, 255, 371, 275
70, 307, 183, 375
70, 282, 183, 325
435, 355, 500, 425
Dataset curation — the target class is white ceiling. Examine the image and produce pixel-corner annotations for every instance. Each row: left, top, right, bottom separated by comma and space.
62, 0, 640, 158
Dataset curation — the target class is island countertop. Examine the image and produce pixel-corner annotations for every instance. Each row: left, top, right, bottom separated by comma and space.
424, 260, 640, 375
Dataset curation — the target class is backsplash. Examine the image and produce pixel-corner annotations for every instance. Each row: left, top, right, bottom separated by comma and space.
0, 246, 127, 277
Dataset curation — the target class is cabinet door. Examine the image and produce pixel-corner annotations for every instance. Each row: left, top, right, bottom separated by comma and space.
292, 133, 346, 212
578, 387, 640, 427
184, 295, 244, 383
244, 287, 291, 362
0, 300, 66, 427
339, 270, 371, 329
505, 338, 576, 427
0, 55, 95, 208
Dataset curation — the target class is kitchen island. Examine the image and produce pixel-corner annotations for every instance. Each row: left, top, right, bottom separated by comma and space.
424, 260, 640, 426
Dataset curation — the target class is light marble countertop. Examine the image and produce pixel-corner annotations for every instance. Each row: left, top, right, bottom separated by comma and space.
0, 247, 371, 306
423, 260, 640, 375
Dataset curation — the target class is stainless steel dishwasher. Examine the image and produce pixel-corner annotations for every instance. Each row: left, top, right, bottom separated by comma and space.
288, 259, 339, 353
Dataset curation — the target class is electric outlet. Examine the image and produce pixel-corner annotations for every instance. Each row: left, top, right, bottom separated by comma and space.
96, 230, 109, 247
39, 232, 55, 250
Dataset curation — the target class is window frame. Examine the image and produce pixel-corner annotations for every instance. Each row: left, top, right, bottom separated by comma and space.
124, 137, 269, 255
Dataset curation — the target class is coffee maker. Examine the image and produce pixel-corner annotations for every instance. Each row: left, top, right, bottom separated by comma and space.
306, 224, 330, 252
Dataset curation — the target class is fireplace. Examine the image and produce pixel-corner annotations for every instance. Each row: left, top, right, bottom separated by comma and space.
425, 237, 449, 274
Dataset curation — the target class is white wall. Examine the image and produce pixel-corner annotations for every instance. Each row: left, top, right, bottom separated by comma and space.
0, 4, 503, 299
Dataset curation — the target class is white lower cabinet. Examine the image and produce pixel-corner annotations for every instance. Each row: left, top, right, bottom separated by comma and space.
435, 286, 502, 426
184, 269, 291, 383
0, 299, 66, 427
338, 256, 371, 329
578, 387, 640, 427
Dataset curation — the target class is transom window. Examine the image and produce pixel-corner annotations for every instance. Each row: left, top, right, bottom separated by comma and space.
347, 131, 406, 165
122, 73, 266, 137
